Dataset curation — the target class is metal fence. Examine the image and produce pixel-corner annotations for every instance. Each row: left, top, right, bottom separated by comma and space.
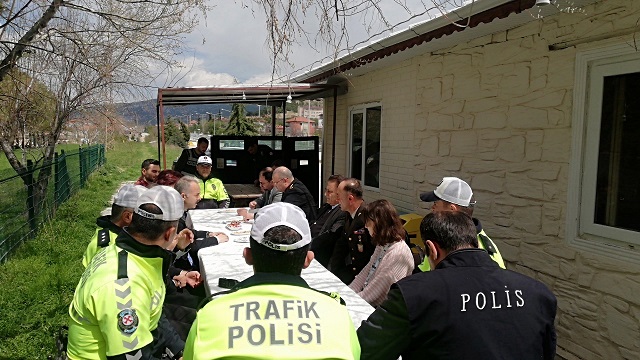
0, 144, 105, 263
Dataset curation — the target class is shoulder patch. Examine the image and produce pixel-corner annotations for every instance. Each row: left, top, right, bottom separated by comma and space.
117, 309, 139, 334
97, 229, 110, 248
478, 233, 496, 255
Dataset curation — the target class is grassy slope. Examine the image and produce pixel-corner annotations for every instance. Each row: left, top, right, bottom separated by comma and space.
0, 142, 181, 359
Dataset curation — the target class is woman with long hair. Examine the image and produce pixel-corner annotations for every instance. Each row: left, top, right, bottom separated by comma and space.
349, 199, 414, 307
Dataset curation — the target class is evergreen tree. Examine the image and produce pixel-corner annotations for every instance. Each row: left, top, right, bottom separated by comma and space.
165, 119, 186, 148
225, 104, 258, 135
180, 122, 190, 144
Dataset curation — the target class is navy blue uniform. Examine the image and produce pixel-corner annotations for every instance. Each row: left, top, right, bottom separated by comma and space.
310, 204, 346, 267
357, 248, 557, 360
329, 204, 375, 285
281, 178, 317, 222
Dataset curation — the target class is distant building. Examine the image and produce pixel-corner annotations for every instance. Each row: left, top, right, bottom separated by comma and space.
285, 116, 315, 136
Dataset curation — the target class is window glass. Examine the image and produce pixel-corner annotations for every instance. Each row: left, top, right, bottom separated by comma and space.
294, 140, 315, 151
259, 139, 282, 150
594, 73, 640, 232
349, 105, 381, 189
350, 112, 363, 181
365, 107, 381, 188
220, 140, 244, 150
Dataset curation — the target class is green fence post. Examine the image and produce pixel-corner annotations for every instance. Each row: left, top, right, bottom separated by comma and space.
54, 152, 60, 208
26, 160, 36, 233
79, 146, 85, 188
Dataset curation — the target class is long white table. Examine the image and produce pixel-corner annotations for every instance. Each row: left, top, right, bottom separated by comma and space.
187, 208, 375, 328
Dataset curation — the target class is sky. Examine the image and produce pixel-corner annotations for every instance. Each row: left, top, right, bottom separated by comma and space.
161, 0, 473, 89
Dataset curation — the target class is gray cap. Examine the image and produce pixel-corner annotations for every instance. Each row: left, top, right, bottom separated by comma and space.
420, 177, 474, 207
250, 202, 312, 251
113, 184, 146, 209
134, 185, 184, 221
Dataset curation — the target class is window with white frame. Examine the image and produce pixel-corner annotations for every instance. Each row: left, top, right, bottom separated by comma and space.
349, 104, 381, 189
569, 45, 640, 258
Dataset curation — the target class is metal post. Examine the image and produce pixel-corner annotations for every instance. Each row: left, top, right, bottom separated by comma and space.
54, 152, 60, 207
26, 160, 36, 232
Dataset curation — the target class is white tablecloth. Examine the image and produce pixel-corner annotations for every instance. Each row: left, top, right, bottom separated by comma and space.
187, 208, 375, 328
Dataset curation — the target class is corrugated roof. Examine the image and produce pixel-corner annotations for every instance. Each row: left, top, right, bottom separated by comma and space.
293, 0, 598, 83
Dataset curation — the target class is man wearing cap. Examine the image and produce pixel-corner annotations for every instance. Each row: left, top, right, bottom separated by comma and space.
271, 166, 317, 222
357, 211, 557, 360
82, 184, 146, 268
68, 186, 187, 360
165, 175, 230, 340
329, 178, 375, 285
135, 158, 161, 188
418, 176, 505, 271
194, 155, 230, 209
183, 202, 360, 360
175, 137, 209, 176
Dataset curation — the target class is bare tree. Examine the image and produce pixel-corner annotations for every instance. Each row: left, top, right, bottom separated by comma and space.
252, 0, 475, 80
0, 0, 208, 208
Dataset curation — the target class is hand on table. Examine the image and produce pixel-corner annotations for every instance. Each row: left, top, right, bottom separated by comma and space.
237, 208, 248, 215
248, 201, 257, 209
209, 231, 229, 243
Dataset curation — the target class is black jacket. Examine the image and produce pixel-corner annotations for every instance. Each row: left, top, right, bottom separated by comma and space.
174, 148, 204, 176
281, 178, 317, 222
310, 203, 346, 267
357, 249, 557, 360
328, 203, 375, 285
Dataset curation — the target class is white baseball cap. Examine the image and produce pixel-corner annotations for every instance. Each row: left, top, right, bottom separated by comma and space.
134, 185, 184, 221
420, 177, 475, 207
113, 184, 146, 209
197, 156, 212, 165
250, 202, 312, 251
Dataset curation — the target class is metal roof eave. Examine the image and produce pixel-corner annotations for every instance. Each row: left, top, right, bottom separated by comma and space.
156, 83, 339, 107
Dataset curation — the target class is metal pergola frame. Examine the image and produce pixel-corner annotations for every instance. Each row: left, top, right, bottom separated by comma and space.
156, 83, 340, 171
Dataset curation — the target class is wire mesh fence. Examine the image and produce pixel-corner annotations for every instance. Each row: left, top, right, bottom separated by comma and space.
0, 144, 105, 263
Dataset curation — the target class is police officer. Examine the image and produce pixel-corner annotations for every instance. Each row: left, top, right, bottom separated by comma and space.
68, 186, 186, 359
82, 184, 146, 268
271, 166, 317, 222
174, 137, 209, 176
418, 176, 506, 271
194, 155, 230, 209
357, 211, 557, 360
328, 178, 375, 285
183, 202, 360, 360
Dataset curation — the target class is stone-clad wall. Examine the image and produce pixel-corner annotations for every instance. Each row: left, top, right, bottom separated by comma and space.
413, 1, 640, 359
322, 0, 640, 358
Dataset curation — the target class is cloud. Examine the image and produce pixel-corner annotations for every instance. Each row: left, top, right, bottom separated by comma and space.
173, 58, 238, 87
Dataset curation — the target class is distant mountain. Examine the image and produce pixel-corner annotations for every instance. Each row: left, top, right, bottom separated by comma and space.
116, 100, 263, 125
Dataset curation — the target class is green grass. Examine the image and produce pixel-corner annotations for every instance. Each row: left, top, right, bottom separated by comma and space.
0, 141, 182, 359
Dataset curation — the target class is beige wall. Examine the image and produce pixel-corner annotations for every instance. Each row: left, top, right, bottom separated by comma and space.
322, 0, 640, 358
322, 58, 420, 211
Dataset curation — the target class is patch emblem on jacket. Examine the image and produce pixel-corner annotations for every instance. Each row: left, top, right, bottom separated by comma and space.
353, 228, 366, 235
117, 309, 139, 334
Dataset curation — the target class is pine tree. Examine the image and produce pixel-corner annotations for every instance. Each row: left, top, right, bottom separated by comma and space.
225, 104, 258, 135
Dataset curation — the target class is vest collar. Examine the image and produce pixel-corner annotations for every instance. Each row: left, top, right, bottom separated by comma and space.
435, 248, 498, 270
116, 229, 172, 276
236, 272, 310, 290
96, 215, 121, 234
